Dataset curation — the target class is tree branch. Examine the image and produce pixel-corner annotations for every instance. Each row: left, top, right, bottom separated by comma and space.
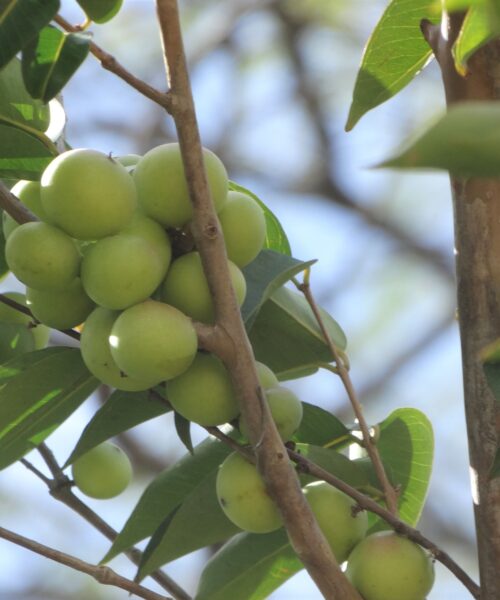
0, 181, 37, 224
0, 526, 170, 600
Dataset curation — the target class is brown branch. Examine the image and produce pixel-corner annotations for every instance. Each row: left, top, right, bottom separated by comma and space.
53, 15, 173, 112
295, 273, 399, 516
0, 181, 37, 224
34, 444, 191, 600
154, 2, 361, 598
0, 526, 170, 600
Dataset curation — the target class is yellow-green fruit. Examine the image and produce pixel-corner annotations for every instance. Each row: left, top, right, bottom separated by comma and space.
41, 149, 137, 240
71, 441, 132, 499
80, 307, 157, 391
167, 353, 239, 426
256, 361, 279, 389
122, 212, 172, 267
219, 191, 266, 267
133, 143, 228, 227
240, 385, 303, 442
303, 481, 368, 563
0, 291, 50, 349
2, 180, 51, 239
110, 300, 198, 384
5, 222, 80, 290
26, 278, 95, 329
116, 154, 141, 168
81, 234, 167, 310
162, 252, 246, 323
346, 532, 435, 600
216, 452, 282, 533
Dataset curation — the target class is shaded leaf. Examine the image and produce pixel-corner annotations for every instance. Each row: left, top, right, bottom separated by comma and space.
0, 347, 99, 470
378, 102, 500, 176
229, 182, 291, 256
453, 6, 496, 74
0, 322, 35, 363
22, 26, 90, 103
0, 0, 59, 69
64, 388, 171, 467
0, 123, 55, 179
294, 402, 351, 448
76, 0, 123, 24
174, 411, 194, 455
242, 250, 315, 328
346, 0, 436, 130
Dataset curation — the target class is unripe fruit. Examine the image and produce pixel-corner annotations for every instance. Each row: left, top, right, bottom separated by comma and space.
133, 143, 228, 227
167, 353, 240, 426
216, 452, 282, 533
219, 191, 266, 267
41, 149, 137, 240
26, 278, 95, 329
255, 361, 279, 389
346, 531, 435, 600
116, 153, 141, 168
303, 481, 368, 563
71, 441, 132, 499
110, 300, 198, 384
162, 252, 246, 323
240, 385, 303, 442
80, 307, 157, 391
81, 234, 167, 310
5, 222, 80, 290
121, 212, 172, 267
0, 291, 50, 349
2, 180, 51, 239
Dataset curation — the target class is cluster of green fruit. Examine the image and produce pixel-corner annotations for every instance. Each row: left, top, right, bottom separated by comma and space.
216, 452, 435, 600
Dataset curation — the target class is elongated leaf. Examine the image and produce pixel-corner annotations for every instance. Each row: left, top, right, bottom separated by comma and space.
371, 408, 433, 530
0, 0, 60, 69
102, 436, 232, 563
138, 471, 239, 579
378, 102, 500, 176
22, 26, 90, 102
196, 529, 300, 600
76, 0, 123, 24
453, 6, 496, 74
294, 402, 351, 448
249, 286, 346, 379
346, 0, 436, 130
0, 347, 98, 470
0, 322, 35, 363
174, 411, 194, 455
242, 250, 315, 328
0, 122, 57, 179
229, 182, 291, 256
64, 388, 171, 467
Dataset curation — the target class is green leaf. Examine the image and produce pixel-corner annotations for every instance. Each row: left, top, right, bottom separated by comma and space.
371, 408, 434, 530
249, 286, 346, 380
453, 6, 496, 74
76, 0, 123, 24
242, 250, 315, 328
0, 122, 57, 179
0, 347, 99, 470
0, 322, 35, 363
22, 26, 91, 103
378, 102, 500, 176
64, 388, 171, 468
102, 436, 232, 563
0, 0, 60, 69
346, 0, 437, 131
229, 182, 291, 256
196, 529, 300, 600
294, 402, 351, 448
138, 471, 239, 580
174, 411, 194, 455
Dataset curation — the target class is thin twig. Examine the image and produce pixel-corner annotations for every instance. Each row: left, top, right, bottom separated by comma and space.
0, 181, 37, 224
294, 272, 399, 516
0, 526, 170, 600
53, 15, 173, 112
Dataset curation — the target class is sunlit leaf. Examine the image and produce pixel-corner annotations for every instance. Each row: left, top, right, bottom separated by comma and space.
453, 6, 496, 74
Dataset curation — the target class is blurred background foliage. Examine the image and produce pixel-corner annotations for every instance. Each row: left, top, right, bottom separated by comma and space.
0, 0, 478, 598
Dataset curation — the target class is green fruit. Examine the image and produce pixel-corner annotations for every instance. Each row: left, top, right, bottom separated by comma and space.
0, 291, 50, 349
71, 441, 132, 499
26, 278, 95, 329
256, 361, 279, 389
133, 143, 228, 227
240, 385, 303, 442
0, 322, 35, 363
303, 481, 368, 563
41, 149, 137, 240
5, 222, 81, 290
346, 531, 435, 600
116, 154, 141, 168
219, 191, 266, 267
3, 180, 51, 239
167, 353, 240, 426
81, 233, 168, 310
80, 307, 157, 391
109, 300, 198, 384
122, 212, 172, 267
216, 452, 282, 533
162, 251, 246, 323
77, 0, 123, 24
